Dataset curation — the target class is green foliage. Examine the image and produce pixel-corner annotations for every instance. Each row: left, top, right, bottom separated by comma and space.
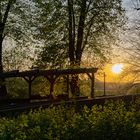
1, 0, 34, 43
3, 46, 32, 71
6, 78, 28, 98
33, 0, 126, 68
0, 101, 140, 140
1, 0, 36, 72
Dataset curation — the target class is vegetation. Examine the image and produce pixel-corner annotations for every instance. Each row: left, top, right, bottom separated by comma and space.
120, 0, 140, 87
33, 0, 125, 68
1, 100, 140, 139
0, 0, 34, 97
0, 1, 139, 139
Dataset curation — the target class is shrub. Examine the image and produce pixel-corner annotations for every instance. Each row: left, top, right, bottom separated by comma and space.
0, 101, 140, 140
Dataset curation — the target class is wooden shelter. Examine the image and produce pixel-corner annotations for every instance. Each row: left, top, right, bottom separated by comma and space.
0, 68, 98, 99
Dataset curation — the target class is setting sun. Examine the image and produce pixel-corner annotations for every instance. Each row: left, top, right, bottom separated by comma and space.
112, 64, 123, 74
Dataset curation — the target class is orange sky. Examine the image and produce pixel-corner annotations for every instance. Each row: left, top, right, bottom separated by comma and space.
97, 64, 126, 82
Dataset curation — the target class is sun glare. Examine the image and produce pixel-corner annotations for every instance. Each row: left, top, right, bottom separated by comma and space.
112, 64, 123, 74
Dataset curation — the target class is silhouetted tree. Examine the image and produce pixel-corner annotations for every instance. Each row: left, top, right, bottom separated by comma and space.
0, 0, 34, 97
0, 0, 15, 97
121, 0, 140, 85
33, 0, 125, 69
32, 0, 125, 96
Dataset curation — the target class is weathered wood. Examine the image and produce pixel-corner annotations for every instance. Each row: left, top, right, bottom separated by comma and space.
0, 68, 97, 78
66, 75, 69, 95
0, 94, 140, 115
91, 73, 95, 98
0, 68, 98, 99
23, 76, 37, 98
45, 74, 60, 97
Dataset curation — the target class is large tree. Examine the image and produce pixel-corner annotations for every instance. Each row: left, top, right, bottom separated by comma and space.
33, 0, 125, 69
0, 0, 33, 97
0, 0, 16, 96
32, 0, 125, 96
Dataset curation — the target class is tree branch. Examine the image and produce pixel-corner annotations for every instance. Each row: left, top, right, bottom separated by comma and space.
81, 17, 93, 52
76, 0, 87, 63
68, 0, 75, 64
0, 0, 14, 38
3, 0, 13, 25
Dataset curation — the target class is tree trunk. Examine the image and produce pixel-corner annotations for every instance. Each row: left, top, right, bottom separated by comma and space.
0, 38, 7, 98
70, 74, 80, 97
67, 0, 79, 96
68, 0, 87, 97
68, 0, 75, 65
0, 0, 14, 98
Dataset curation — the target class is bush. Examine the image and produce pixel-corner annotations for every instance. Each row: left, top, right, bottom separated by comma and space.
0, 101, 140, 140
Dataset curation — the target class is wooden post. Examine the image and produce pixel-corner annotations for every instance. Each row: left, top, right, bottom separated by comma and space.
91, 73, 95, 98
66, 75, 69, 95
23, 76, 36, 99
86, 72, 95, 98
104, 72, 106, 96
45, 74, 59, 98
28, 77, 32, 98
50, 81, 54, 96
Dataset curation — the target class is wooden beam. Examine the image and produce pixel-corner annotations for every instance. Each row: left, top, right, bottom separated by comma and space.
0, 68, 98, 78
0, 68, 98, 99
23, 76, 37, 98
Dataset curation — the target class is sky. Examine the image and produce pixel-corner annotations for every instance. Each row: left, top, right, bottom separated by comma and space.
101, 0, 140, 82
123, 0, 140, 23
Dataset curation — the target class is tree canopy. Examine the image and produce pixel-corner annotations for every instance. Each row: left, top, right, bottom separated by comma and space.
120, 0, 140, 84
0, 0, 35, 96
32, 0, 125, 69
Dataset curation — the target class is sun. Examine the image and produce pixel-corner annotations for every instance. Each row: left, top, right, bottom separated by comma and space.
112, 64, 123, 74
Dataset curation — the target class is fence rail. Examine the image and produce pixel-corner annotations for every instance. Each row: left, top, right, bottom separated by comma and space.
0, 94, 140, 115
